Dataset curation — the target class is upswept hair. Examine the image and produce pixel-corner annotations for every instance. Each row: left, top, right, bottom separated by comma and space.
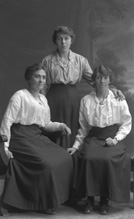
24, 63, 44, 82
92, 65, 113, 82
52, 26, 75, 44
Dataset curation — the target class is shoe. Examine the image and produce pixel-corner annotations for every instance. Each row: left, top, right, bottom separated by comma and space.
100, 204, 109, 215
83, 201, 93, 214
44, 208, 56, 215
66, 199, 77, 207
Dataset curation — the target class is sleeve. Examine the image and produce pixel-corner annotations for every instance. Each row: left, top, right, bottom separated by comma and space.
0, 93, 21, 149
114, 100, 132, 141
44, 121, 64, 132
73, 98, 91, 150
82, 57, 93, 86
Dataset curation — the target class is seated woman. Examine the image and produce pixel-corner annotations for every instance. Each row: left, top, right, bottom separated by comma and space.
0, 63, 73, 215
68, 65, 132, 215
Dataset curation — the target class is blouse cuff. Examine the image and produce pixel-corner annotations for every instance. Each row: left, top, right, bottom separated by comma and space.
114, 135, 122, 141
73, 141, 81, 150
4, 142, 9, 151
60, 123, 64, 131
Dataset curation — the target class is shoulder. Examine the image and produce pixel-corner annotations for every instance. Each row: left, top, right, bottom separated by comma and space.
108, 90, 129, 107
10, 89, 25, 100
10, 89, 31, 102
42, 51, 57, 63
81, 91, 95, 105
70, 50, 87, 61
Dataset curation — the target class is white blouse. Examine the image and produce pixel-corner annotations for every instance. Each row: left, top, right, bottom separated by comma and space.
42, 50, 93, 88
73, 90, 132, 150
0, 89, 64, 148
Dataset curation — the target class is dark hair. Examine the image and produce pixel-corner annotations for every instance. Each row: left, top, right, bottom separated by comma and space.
52, 26, 75, 44
24, 63, 44, 82
92, 65, 113, 82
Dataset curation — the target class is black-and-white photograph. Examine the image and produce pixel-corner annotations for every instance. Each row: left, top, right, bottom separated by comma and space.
0, 0, 134, 218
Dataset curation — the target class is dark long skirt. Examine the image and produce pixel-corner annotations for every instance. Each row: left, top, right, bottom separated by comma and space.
2, 124, 73, 210
46, 84, 80, 149
73, 124, 131, 203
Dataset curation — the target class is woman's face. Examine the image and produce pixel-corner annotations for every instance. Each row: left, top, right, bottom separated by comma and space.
95, 72, 110, 89
29, 69, 46, 92
55, 33, 72, 53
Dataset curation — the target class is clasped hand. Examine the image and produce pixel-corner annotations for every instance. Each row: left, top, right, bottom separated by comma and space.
105, 137, 118, 146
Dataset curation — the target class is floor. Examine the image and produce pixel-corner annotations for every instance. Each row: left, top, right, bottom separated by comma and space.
1, 176, 134, 219
0, 194, 134, 219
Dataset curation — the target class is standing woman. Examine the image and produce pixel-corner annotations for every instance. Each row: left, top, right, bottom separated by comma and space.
42, 26, 93, 149
0, 63, 73, 215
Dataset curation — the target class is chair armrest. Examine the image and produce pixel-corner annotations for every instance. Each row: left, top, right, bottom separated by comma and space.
131, 154, 134, 160
131, 153, 134, 172
0, 135, 8, 172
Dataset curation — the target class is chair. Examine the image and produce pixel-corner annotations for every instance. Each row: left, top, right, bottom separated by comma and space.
130, 154, 134, 208
0, 134, 8, 216
0, 131, 63, 216
0, 134, 134, 214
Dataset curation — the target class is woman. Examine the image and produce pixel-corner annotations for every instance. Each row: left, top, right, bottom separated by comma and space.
41, 26, 93, 149
42, 26, 124, 149
0, 63, 73, 215
68, 65, 132, 215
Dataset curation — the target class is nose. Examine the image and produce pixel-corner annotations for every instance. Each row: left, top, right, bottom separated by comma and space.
39, 76, 45, 83
101, 77, 105, 82
61, 38, 65, 44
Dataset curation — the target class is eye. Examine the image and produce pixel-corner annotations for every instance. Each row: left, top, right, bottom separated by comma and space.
57, 37, 61, 41
96, 75, 101, 79
104, 76, 109, 79
65, 37, 70, 40
35, 74, 39, 78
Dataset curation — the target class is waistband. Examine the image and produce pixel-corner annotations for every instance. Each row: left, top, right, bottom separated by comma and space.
88, 124, 119, 140
51, 83, 76, 88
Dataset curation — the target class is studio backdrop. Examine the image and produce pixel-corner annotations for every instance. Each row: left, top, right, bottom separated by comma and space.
0, 0, 134, 152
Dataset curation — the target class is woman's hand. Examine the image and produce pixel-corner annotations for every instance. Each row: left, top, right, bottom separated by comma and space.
5, 148, 14, 159
111, 88, 125, 101
61, 124, 71, 136
105, 137, 118, 146
67, 147, 77, 155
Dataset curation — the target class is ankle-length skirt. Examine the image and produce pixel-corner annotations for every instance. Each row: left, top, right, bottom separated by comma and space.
2, 123, 73, 210
73, 124, 131, 203
46, 84, 81, 149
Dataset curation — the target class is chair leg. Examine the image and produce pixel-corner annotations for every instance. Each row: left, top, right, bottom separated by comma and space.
0, 199, 3, 216
0, 210, 3, 216
132, 171, 134, 209
0, 205, 4, 216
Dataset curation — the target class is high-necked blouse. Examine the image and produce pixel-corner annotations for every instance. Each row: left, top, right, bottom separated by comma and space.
73, 90, 132, 150
0, 89, 64, 148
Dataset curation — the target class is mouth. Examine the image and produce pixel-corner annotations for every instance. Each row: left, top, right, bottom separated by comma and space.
62, 45, 67, 48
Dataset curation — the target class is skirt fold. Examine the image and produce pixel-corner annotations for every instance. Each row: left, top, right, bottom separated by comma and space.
2, 124, 73, 210
74, 125, 131, 203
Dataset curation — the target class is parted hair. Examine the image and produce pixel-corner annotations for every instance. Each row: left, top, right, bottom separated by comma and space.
92, 65, 113, 82
52, 26, 75, 44
24, 63, 44, 82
